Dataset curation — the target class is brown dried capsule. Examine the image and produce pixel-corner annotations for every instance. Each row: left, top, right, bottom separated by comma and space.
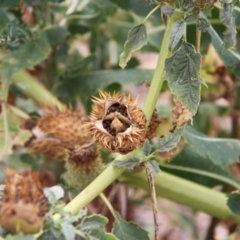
31, 107, 91, 160
0, 169, 48, 234
86, 92, 147, 154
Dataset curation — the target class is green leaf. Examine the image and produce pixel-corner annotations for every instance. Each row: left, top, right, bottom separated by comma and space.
112, 158, 140, 170
43, 25, 69, 46
183, 126, 240, 165
203, 13, 240, 76
56, 69, 153, 111
110, 0, 155, 16
0, 9, 9, 32
165, 42, 202, 115
161, 5, 174, 16
86, 229, 117, 240
158, 128, 184, 152
147, 160, 161, 175
184, 14, 197, 23
220, 2, 236, 48
168, 20, 185, 51
44, 186, 64, 203
197, 18, 209, 32
227, 192, 240, 215
60, 221, 75, 240
0, 0, 20, 8
81, 214, 108, 231
112, 211, 149, 240
142, 140, 152, 156
81, 215, 117, 240
38, 230, 64, 240
119, 24, 148, 69
6, 234, 34, 240
0, 108, 32, 156
1, 31, 51, 99
161, 146, 240, 188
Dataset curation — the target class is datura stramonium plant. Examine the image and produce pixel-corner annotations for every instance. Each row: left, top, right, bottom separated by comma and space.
0, 169, 48, 234
86, 92, 147, 154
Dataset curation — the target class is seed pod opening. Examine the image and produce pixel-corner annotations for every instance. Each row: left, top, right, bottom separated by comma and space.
0, 169, 48, 234
87, 92, 147, 154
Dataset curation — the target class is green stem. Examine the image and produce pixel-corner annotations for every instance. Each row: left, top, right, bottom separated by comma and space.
143, 162, 159, 240
99, 193, 117, 218
57, 164, 124, 217
143, 5, 161, 24
0, 102, 10, 160
159, 163, 240, 190
11, 70, 65, 110
142, 12, 183, 126
120, 171, 240, 223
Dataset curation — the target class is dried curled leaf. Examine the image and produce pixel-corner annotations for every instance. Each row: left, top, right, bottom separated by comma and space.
31, 107, 91, 160
172, 95, 192, 129
0, 169, 48, 234
158, 137, 184, 161
86, 91, 147, 154
146, 109, 165, 139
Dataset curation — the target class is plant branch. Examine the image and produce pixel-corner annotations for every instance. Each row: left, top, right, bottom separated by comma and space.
143, 5, 161, 24
143, 12, 183, 126
195, 13, 201, 52
143, 162, 159, 240
159, 163, 240, 190
11, 70, 65, 111
99, 192, 117, 219
0, 102, 9, 160
120, 171, 240, 223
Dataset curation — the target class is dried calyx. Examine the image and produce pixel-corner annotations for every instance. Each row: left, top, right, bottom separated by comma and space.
63, 144, 104, 191
87, 92, 147, 154
0, 169, 48, 234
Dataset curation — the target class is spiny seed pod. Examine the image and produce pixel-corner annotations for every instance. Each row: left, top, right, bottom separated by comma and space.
86, 92, 147, 154
63, 144, 104, 191
31, 108, 91, 160
0, 169, 48, 234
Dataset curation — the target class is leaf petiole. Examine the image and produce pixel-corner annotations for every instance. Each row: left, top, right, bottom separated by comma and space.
143, 5, 161, 24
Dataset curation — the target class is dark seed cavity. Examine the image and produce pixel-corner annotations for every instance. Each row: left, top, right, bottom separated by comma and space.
103, 103, 131, 136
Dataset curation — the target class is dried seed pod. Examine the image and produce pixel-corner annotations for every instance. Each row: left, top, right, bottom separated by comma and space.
63, 144, 104, 191
31, 108, 91, 160
86, 92, 147, 154
0, 169, 48, 234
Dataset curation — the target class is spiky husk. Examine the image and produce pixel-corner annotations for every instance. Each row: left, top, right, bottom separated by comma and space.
86, 92, 147, 154
0, 169, 48, 234
63, 145, 104, 191
31, 108, 91, 160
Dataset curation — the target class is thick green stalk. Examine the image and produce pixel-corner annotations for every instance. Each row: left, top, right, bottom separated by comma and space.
59, 12, 183, 215
11, 70, 65, 110
121, 171, 240, 223
143, 12, 183, 125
